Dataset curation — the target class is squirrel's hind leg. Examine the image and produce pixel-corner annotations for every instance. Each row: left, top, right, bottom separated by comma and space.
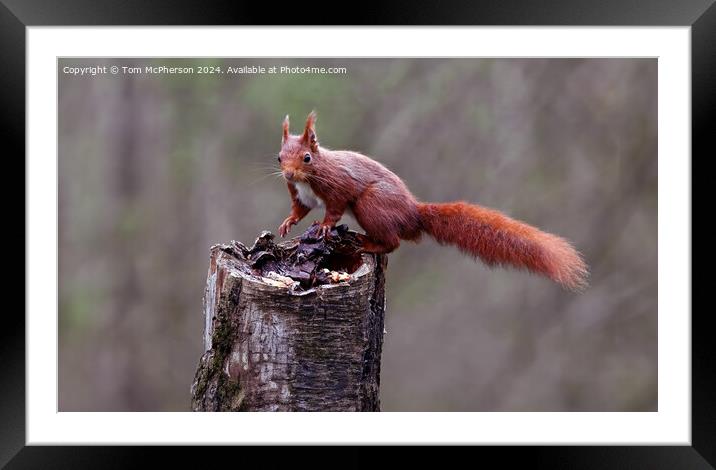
355, 233, 400, 254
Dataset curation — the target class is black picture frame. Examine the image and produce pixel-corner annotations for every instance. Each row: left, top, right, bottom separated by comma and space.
5, 0, 710, 466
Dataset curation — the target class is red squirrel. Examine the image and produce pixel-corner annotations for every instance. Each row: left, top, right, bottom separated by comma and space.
277, 111, 588, 290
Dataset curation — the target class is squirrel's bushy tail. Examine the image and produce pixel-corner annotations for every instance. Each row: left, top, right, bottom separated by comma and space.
418, 202, 588, 290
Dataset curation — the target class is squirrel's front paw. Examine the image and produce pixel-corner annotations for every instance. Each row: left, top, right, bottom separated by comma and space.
278, 216, 298, 237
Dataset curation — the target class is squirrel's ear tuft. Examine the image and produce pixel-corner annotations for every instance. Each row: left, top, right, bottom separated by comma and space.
282, 115, 290, 143
302, 111, 318, 152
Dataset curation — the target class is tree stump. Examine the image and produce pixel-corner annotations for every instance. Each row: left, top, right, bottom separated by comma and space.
190, 224, 387, 411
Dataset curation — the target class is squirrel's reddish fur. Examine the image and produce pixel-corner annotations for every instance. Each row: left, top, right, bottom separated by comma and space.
277, 112, 588, 290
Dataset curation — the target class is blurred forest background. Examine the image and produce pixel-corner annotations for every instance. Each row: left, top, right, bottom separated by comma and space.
59, 58, 657, 411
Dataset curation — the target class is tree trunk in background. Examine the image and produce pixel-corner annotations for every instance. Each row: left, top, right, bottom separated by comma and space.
191, 232, 387, 411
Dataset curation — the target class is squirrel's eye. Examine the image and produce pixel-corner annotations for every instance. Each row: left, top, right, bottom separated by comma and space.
277, 155, 281, 162
303, 153, 311, 163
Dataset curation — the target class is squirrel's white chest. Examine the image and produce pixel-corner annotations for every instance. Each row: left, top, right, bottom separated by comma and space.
295, 182, 323, 209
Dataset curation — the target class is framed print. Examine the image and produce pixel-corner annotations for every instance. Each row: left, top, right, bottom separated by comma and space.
6, 0, 711, 466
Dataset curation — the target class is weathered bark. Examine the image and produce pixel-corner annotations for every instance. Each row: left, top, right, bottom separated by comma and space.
190, 224, 387, 411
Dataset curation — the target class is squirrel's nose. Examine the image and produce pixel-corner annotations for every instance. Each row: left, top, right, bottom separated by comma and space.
283, 170, 295, 180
